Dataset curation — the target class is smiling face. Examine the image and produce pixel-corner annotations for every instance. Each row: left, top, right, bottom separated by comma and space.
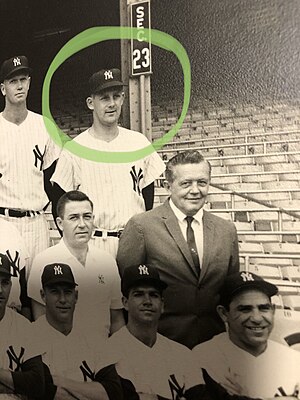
165, 162, 210, 216
0, 73, 30, 105
56, 200, 94, 247
86, 87, 124, 128
217, 289, 275, 356
123, 285, 164, 327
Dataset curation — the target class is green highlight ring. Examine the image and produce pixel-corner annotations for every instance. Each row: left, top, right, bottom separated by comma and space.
42, 26, 191, 163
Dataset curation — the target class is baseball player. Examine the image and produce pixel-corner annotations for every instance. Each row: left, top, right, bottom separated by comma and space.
27, 190, 124, 340
0, 253, 46, 399
0, 218, 30, 318
193, 271, 300, 400
0, 56, 60, 270
51, 68, 165, 257
32, 262, 122, 400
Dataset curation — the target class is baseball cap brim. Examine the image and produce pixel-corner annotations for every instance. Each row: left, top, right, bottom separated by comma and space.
43, 279, 77, 288
92, 81, 125, 94
0, 268, 12, 277
122, 277, 168, 296
4, 66, 32, 81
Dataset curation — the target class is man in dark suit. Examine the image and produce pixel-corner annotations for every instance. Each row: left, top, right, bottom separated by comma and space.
117, 150, 239, 349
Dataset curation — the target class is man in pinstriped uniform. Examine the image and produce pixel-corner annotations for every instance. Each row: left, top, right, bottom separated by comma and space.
0, 56, 60, 318
51, 68, 165, 258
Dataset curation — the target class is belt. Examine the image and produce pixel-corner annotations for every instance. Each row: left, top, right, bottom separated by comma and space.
0, 207, 42, 218
94, 229, 124, 239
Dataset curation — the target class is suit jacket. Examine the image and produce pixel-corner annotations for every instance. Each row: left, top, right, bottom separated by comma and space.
117, 200, 239, 349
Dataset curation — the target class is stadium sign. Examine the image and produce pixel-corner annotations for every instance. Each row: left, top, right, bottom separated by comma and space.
130, 0, 151, 75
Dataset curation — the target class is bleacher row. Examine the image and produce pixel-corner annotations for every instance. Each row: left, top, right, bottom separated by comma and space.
151, 101, 300, 319
50, 101, 300, 338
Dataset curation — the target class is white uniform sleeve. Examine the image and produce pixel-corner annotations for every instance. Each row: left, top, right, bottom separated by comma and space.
107, 257, 123, 310
51, 146, 81, 191
27, 254, 44, 304
41, 117, 62, 170
141, 138, 165, 188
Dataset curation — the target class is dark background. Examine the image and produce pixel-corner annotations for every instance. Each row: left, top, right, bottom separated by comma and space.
0, 0, 299, 112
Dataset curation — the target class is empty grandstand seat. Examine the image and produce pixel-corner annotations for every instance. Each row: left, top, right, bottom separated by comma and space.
271, 295, 283, 309
272, 200, 300, 209
263, 242, 300, 254
234, 221, 253, 231
282, 295, 300, 311
228, 165, 263, 174
248, 264, 282, 280
226, 182, 261, 191
239, 242, 264, 253
242, 173, 278, 183
264, 162, 300, 171
247, 257, 293, 267
281, 266, 300, 282
262, 181, 299, 190
211, 176, 241, 185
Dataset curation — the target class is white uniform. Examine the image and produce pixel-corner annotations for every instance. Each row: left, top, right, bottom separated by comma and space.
193, 332, 300, 398
0, 111, 60, 265
107, 326, 203, 399
27, 239, 123, 339
51, 126, 165, 257
0, 308, 38, 369
32, 315, 113, 382
0, 220, 28, 310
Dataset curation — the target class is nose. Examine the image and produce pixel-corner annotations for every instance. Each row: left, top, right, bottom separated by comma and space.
142, 293, 152, 305
250, 307, 264, 323
78, 216, 86, 227
190, 181, 200, 194
107, 95, 116, 108
58, 291, 66, 304
16, 79, 23, 89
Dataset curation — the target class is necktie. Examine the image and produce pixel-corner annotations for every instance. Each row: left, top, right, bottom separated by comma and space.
186, 216, 200, 275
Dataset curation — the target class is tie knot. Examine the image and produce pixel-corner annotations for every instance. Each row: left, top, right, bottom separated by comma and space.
186, 216, 194, 226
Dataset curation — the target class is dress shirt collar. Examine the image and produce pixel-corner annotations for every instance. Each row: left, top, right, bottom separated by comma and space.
169, 198, 204, 224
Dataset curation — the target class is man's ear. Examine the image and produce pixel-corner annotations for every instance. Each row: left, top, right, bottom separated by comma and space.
163, 180, 171, 193
86, 96, 94, 111
0, 82, 5, 97
216, 305, 228, 324
40, 288, 45, 303
56, 217, 63, 232
122, 296, 128, 311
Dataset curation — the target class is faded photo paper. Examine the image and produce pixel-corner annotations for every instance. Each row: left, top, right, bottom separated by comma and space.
0, 0, 300, 399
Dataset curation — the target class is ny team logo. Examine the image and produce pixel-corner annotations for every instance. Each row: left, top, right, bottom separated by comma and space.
104, 70, 113, 80
138, 265, 149, 275
240, 272, 255, 282
80, 360, 95, 382
6, 250, 21, 277
13, 57, 21, 67
7, 346, 25, 371
33, 145, 45, 171
54, 265, 63, 275
130, 166, 144, 195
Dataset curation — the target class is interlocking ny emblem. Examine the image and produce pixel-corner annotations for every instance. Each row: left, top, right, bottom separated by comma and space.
13, 57, 21, 67
240, 272, 255, 282
7, 346, 25, 371
130, 166, 144, 195
80, 360, 95, 382
54, 265, 63, 275
138, 265, 149, 275
33, 145, 45, 171
168, 374, 185, 400
104, 70, 113, 80
6, 250, 20, 277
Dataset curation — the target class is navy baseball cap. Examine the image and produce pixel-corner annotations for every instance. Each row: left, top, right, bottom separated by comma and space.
89, 68, 125, 94
219, 271, 278, 307
0, 56, 32, 82
0, 253, 13, 276
121, 264, 168, 297
41, 263, 78, 288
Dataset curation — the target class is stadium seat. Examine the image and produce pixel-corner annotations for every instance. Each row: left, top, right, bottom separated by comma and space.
282, 295, 300, 311
248, 264, 282, 279
281, 266, 300, 282
263, 242, 300, 254
239, 242, 264, 253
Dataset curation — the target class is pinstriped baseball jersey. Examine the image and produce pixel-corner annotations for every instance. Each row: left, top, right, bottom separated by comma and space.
0, 111, 60, 210
193, 332, 300, 398
52, 127, 165, 232
0, 219, 28, 310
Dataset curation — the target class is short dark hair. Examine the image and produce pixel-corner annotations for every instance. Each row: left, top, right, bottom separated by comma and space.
56, 190, 93, 219
165, 150, 211, 183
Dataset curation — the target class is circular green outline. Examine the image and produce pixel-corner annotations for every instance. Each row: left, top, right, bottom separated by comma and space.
42, 26, 191, 163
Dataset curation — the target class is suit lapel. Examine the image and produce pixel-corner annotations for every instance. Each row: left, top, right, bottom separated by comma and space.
161, 201, 199, 278
200, 211, 215, 282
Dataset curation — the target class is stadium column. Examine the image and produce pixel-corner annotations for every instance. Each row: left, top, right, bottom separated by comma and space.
120, 0, 152, 141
